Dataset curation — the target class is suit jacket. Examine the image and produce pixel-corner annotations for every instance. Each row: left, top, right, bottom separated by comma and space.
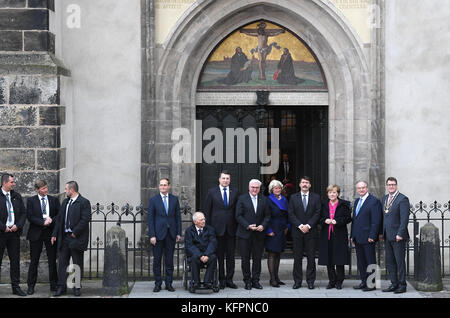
350, 194, 382, 244
204, 186, 239, 237
381, 192, 410, 242
52, 195, 91, 251
148, 193, 182, 241
185, 224, 217, 259
318, 199, 352, 265
276, 160, 295, 182
0, 190, 26, 235
288, 191, 321, 237
26, 195, 60, 242
235, 193, 271, 239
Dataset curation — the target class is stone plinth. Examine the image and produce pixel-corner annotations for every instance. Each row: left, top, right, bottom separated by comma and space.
102, 226, 128, 296
416, 223, 443, 291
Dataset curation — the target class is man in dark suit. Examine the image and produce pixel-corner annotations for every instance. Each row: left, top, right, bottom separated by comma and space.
204, 170, 239, 289
235, 179, 271, 290
0, 173, 27, 296
148, 178, 182, 292
185, 212, 217, 293
26, 180, 60, 295
51, 181, 91, 297
288, 176, 321, 289
350, 180, 382, 291
381, 177, 410, 294
276, 153, 294, 184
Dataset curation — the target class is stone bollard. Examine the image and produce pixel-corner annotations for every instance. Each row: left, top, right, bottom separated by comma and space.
103, 225, 129, 295
416, 223, 443, 291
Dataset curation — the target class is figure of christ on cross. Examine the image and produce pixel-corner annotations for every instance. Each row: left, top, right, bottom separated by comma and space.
240, 21, 286, 80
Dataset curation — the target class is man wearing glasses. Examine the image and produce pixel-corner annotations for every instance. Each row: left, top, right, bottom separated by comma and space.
380, 177, 410, 294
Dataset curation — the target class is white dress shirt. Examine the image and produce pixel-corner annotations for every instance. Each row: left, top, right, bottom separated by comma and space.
2, 189, 14, 227
160, 193, 169, 211
38, 194, 50, 219
249, 193, 258, 213
65, 195, 78, 233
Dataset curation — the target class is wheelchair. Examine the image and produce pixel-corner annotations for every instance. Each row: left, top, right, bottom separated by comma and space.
183, 255, 220, 293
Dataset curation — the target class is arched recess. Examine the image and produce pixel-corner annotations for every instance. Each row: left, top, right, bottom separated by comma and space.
142, 0, 382, 207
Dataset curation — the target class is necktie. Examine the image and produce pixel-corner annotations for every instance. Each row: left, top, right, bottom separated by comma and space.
163, 195, 168, 214
6, 193, 13, 224
252, 196, 257, 213
302, 194, 307, 211
65, 199, 73, 231
198, 228, 203, 236
355, 198, 363, 216
387, 195, 393, 206
41, 197, 47, 215
223, 188, 228, 207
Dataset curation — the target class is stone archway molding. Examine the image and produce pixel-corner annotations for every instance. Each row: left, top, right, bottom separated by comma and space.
141, 0, 383, 206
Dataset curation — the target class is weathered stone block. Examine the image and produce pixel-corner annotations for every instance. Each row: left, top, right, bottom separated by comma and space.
0, 105, 37, 125
0, 149, 34, 170
0, 31, 22, 51
0, 0, 26, 8
9, 171, 59, 195
28, 0, 50, 8
39, 106, 64, 125
0, 9, 48, 30
0, 77, 6, 104
103, 226, 128, 296
37, 149, 60, 170
24, 31, 55, 53
9, 75, 58, 104
0, 127, 59, 148
416, 223, 443, 291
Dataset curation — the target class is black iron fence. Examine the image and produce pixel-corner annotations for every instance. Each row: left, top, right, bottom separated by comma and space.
85, 201, 450, 281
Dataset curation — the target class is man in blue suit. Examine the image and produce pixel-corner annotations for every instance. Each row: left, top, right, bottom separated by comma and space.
381, 177, 410, 294
148, 178, 182, 292
350, 180, 382, 291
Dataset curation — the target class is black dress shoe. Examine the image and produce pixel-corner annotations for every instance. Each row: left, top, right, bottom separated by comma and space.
153, 285, 161, 292
326, 283, 336, 289
219, 281, 226, 289
336, 283, 343, 290
307, 283, 315, 290
270, 280, 280, 288
362, 286, 376, 292
204, 283, 213, 289
73, 288, 81, 296
12, 287, 27, 297
252, 282, 263, 289
166, 284, 175, 292
277, 280, 285, 285
394, 287, 406, 294
244, 282, 252, 290
53, 287, 66, 297
353, 282, 367, 290
382, 284, 398, 292
27, 286, 35, 295
293, 282, 302, 289
226, 281, 238, 289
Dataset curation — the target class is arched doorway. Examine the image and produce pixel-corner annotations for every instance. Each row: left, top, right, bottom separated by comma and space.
194, 19, 330, 209
142, 0, 380, 210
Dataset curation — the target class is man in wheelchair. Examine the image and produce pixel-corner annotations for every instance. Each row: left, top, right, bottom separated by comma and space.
185, 212, 218, 293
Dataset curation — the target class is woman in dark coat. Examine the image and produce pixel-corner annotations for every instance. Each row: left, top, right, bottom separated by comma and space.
265, 180, 289, 287
318, 185, 352, 289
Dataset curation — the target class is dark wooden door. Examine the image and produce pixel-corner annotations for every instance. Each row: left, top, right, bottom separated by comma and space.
196, 106, 328, 210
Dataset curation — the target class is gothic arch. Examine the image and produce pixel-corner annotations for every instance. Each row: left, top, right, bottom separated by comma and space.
143, 0, 382, 205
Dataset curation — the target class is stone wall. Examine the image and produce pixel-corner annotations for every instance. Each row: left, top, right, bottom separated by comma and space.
0, 0, 66, 197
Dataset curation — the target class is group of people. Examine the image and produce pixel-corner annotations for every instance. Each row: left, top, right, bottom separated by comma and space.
0, 173, 91, 297
148, 172, 410, 295
1, 170, 410, 297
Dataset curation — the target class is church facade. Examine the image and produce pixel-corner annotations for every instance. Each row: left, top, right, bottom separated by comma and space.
0, 0, 449, 215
